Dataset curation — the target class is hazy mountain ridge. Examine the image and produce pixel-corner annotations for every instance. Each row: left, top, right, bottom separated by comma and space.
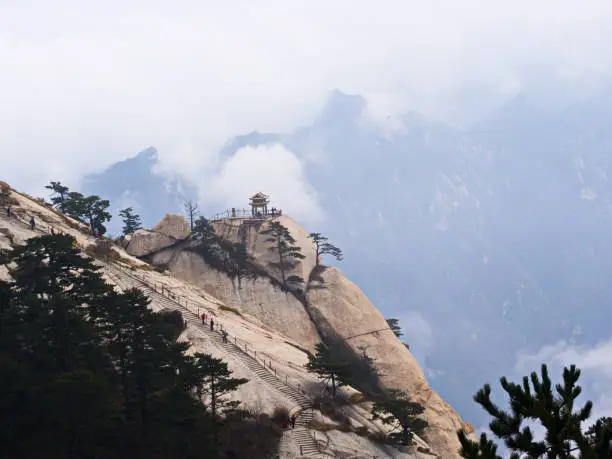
82, 89, 612, 426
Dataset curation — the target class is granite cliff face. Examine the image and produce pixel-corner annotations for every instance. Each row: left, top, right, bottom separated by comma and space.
131, 212, 472, 458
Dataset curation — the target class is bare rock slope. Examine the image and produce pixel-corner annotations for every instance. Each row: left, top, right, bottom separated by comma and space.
0, 186, 472, 457
141, 213, 472, 457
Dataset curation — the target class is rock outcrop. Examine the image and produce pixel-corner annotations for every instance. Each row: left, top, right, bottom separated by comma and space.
151, 214, 471, 457
152, 214, 191, 240
0, 187, 473, 458
125, 229, 176, 257
307, 266, 468, 458
125, 214, 190, 258
212, 216, 318, 285
149, 246, 322, 351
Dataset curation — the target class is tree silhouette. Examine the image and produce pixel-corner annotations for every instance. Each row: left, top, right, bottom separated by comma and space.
457, 364, 612, 458
262, 221, 305, 286
371, 389, 428, 445
309, 232, 343, 266
119, 207, 142, 235
386, 318, 403, 338
184, 200, 199, 232
305, 343, 351, 397
45, 181, 71, 209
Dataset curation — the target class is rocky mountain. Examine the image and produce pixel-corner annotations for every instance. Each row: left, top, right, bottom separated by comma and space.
72, 88, 612, 429
81, 147, 197, 236
0, 183, 472, 457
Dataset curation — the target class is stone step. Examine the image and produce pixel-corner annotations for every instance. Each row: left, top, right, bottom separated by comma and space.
107, 266, 330, 456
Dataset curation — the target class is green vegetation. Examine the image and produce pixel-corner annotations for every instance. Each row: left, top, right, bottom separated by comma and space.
309, 232, 343, 265
386, 318, 403, 338
45, 181, 111, 236
458, 364, 612, 458
371, 389, 428, 446
190, 217, 249, 279
306, 343, 352, 397
0, 233, 251, 459
261, 221, 305, 287
118, 207, 142, 235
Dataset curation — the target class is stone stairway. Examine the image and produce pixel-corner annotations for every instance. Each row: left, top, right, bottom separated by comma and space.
105, 264, 326, 457
0, 208, 331, 457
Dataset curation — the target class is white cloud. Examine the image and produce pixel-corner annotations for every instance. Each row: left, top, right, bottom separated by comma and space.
1, 1, 612, 192
206, 143, 324, 225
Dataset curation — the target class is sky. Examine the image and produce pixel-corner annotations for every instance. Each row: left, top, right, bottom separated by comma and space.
2, 0, 612, 439
2, 0, 612, 195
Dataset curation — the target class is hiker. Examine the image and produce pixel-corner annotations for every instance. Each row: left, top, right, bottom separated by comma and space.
222, 330, 228, 343
290, 414, 296, 429
30, 216, 35, 230
201, 312, 206, 325
6, 206, 11, 219
231, 207, 236, 217
210, 318, 214, 331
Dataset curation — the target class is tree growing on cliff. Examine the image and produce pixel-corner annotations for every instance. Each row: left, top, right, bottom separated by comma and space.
305, 343, 351, 397
457, 364, 612, 459
262, 221, 305, 286
309, 232, 343, 266
371, 389, 428, 446
45, 181, 71, 209
80, 195, 112, 236
184, 200, 199, 231
119, 207, 142, 235
386, 318, 403, 338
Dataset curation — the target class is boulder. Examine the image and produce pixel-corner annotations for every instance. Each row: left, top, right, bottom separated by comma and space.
152, 214, 191, 240
306, 266, 469, 458
126, 229, 176, 257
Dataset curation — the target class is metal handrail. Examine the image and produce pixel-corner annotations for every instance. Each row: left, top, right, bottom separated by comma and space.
208, 208, 283, 221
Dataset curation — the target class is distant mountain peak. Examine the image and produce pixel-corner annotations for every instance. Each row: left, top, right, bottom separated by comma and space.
318, 89, 367, 123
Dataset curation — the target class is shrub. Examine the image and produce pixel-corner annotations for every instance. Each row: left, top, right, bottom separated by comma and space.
354, 425, 369, 437
85, 239, 120, 262
0, 185, 18, 206
313, 395, 350, 425
270, 406, 290, 425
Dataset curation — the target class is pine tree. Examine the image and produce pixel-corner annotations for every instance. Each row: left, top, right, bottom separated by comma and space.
386, 318, 403, 338
371, 389, 428, 445
119, 207, 143, 235
45, 181, 71, 209
81, 195, 112, 236
0, 233, 258, 458
457, 364, 612, 459
309, 232, 343, 266
262, 221, 305, 286
184, 200, 199, 232
191, 217, 248, 278
193, 353, 248, 448
305, 343, 351, 397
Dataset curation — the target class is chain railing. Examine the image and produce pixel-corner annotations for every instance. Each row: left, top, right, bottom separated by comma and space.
109, 262, 314, 398
209, 208, 283, 221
